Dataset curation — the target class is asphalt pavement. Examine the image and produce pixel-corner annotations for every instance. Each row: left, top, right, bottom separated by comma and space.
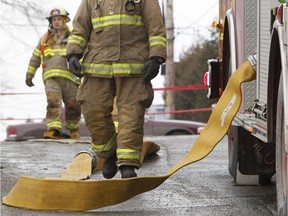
1, 135, 277, 216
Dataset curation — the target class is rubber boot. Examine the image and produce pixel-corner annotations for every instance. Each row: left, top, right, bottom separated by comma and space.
70, 130, 80, 139
43, 129, 60, 139
119, 165, 137, 178
102, 152, 118, 179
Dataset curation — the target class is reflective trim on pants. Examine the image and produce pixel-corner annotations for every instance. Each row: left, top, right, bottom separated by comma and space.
91, 133, 117, 154
47, 120, 62, 131
117, 148, 141, 163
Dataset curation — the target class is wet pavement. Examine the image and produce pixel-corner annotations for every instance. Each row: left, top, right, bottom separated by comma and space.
1, 135, 277, 216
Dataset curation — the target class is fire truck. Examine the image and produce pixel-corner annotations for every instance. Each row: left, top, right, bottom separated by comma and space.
204, 0, 288, 214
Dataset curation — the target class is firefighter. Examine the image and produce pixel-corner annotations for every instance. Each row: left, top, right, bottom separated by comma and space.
25, 7, 81, 139
66, 0, 166, 178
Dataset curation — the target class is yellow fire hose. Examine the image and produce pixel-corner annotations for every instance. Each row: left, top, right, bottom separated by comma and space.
2, 60, 256, 211
46, 141, 160, 180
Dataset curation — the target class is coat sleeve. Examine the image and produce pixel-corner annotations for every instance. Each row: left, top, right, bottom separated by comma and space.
26, 38, 42, 79
142, 0, 167, 61
66, 0, 93, 56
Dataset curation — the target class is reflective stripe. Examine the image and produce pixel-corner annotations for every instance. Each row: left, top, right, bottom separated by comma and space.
114, 121, 119, 133
82, 63, 113, 76
74, 78, 81, 86
91, 133, 117, 154
33, 48, 41, 57
149, 36, 167, 48
92, 14, 144, 29
117, 148, 141, 162
112, 63, 144, 75
68, 35, 87, 49
47, 120, 62, 131
27, 66, 37, 75
43, 48, 67, 57
66, 121, 80, 130
82, 63, 144, 76
43, 69, 75, 82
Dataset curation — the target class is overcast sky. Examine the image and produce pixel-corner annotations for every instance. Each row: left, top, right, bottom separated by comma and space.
0, 0, 218, 140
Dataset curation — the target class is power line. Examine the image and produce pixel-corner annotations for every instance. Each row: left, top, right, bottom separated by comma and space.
174, 2, 218, 38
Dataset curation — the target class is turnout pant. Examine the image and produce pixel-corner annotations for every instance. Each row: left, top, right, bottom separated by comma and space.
76, 76, 154, 168
45, 77, 81, 132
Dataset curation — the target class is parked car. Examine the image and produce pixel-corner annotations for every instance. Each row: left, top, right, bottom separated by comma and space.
5, 116, 206, 142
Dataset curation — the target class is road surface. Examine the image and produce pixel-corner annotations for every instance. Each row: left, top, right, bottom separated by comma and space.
1, 135, 277, 215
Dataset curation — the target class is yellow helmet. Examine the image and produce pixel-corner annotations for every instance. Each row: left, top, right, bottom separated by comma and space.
46, 7, 70, 22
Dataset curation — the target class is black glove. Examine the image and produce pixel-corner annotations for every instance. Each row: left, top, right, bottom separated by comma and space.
25, 77, 34, 87
143, 57, 164, 82
67, 54, 83, 78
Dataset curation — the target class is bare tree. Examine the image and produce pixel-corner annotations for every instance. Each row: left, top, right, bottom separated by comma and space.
0, 0, 45, 92
0, 0, 45, 46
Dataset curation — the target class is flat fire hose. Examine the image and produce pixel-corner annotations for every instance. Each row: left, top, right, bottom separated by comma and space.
46, 141, 160, 181
2, 60, 256, 211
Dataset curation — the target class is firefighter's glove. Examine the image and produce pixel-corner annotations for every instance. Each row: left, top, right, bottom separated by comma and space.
143, 57, 164, 83
68, 54, 83, 78
25, 77, 34, 87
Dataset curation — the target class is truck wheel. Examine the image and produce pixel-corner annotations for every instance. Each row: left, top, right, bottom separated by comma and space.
228, 125, 238, 180
276, 74, 288, 215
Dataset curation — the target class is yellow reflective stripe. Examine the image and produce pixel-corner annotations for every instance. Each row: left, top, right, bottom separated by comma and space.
43, 69, 74, 82
114, 121, 119, 133
43, 48, 66, 57
92, 14, 144, 29
92, 143, 105, 153
82, 63, 144, 76
66, 121, 80, 130
91, 133, 117, 154
43, 49, 54, 56
68, 35, 87, 49
47, 121, 62, 130
27, 66, 37, 75
149, 36, 167, 47
117, 148, 141, 162
113, 63, 144, 75
59, 49, 66, 56
75, 78, 81, 86
33, 48, 41, 57
82, 63, 113, 76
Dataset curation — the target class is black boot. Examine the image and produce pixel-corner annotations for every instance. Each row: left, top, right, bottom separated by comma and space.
119, 165, 137, 178
102, 152, 118, 179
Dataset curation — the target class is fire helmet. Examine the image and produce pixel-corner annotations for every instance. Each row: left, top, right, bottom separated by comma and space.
46, 7, 70, 22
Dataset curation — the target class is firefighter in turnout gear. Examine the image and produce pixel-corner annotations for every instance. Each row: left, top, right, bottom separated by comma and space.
67, 0, 166, 178
25, 7, 81, 139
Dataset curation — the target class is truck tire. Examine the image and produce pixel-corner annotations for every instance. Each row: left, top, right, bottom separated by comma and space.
276, 73, 288, 215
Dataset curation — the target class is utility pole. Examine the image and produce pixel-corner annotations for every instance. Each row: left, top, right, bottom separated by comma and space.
165, 0, 175, 119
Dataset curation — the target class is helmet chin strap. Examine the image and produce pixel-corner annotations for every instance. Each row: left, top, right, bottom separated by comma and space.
48, 22, 53, 31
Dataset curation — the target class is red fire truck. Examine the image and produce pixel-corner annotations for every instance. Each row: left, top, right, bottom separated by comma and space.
204, 0, 288, 214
